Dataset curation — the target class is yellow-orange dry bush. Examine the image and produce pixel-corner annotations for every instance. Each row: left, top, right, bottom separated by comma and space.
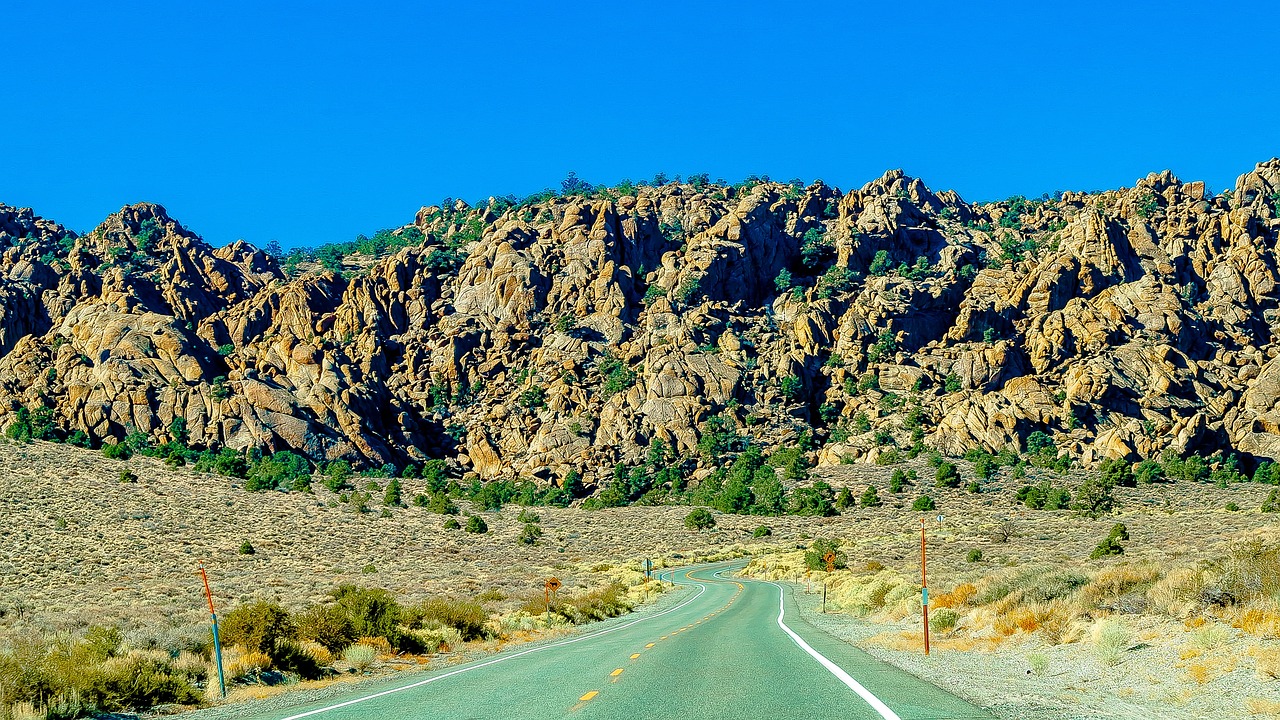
932, 583, 976, 609
1246, 697, 1280, 717
1231, 605, 1280, 639
1146, 566, 1204, 617
224, 648, 272, 680
1078, 563, 1161, 607
994, 608, 1040, 635
355, 636, 393, 655
1250, 645, 1280, 680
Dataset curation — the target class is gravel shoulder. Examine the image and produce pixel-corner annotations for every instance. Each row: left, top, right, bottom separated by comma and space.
780, 579, 1280, 720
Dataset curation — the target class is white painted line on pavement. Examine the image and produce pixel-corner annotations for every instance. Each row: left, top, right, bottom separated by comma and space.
277, 565, 728, 720
769, 582, 902, 720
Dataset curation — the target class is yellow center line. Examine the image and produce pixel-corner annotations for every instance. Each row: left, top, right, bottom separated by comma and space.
580, 691, 599, 702
611, 668, 624, 677
660, 636, 667, 640
630, 653, 641, 659
646, 643, 655, 648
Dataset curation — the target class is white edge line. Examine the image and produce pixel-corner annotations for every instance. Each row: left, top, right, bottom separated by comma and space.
277, 566, 721, 720
767, 581, 902, 720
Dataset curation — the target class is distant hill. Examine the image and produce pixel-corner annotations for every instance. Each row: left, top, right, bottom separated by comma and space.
2, 161, 1279, 490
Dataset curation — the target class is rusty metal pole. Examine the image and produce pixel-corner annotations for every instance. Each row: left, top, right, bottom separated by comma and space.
921, 519, 930, 656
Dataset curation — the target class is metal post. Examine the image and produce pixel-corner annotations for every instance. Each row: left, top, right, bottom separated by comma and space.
822, 582, 827, 614
921, 519, 930, 656
199, 563, 226, 698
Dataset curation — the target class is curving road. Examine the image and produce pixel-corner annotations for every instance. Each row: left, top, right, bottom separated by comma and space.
239, 564, 992, 719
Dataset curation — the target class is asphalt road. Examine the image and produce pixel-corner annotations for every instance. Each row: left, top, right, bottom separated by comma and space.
243, 564, 992, 720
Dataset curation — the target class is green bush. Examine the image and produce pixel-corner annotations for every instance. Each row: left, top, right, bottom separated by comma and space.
752, 525, 772, 538
1096, 457, 1134, 487
296, 604, 357, 653
890, 468, 915, 493
79, 653, 201, 712
834, 486, 854, 509
1262, 488, 1279, 513
929, 608, 959, 632
518, 386, 547, 409
966, 549, 983, 563
1017, 481, 1071, 510
779, 375, 803, 401
1072, 475, 1117, 518
245, 450, 312, 492
443, 517, 461, 530
415, 492, 459, 514
102, 441, 133, 460
465, 515, 488, 533
1089, 523, 1128, 559
788, 482, 837, 516
912, 495, 936, 511
221, 601, 295, 656
239, 540, 255, 555
558, 583, 633, 625
935, 462, 960, 488
332, 585, 403, 646
1135, 459, 1166, 484
869, 250, 890, 276
383, 478, 403, 507
5, 406, 58, 442
859, 485, 882, 508
409, 598, 490, 641
803, 538, 847, 570
1025, 431, 1055, 455
1253, 460, 1280, 485
684, 507, 716, 530
518, 522, 543, 545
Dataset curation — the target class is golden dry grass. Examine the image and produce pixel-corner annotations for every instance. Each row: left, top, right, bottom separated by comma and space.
1247, 698, 1280, 717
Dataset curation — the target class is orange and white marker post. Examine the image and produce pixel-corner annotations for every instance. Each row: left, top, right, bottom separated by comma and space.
920, 519, 930, 656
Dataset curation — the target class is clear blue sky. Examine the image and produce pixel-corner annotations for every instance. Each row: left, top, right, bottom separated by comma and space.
5, 1, 1278, 249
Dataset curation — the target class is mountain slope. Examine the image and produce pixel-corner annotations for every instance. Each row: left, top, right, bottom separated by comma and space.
2, 161, 1279, 488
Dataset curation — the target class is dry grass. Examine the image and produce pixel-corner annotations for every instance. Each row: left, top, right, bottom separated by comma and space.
1247, 698, 1280, 717
4, 439, 1280, 718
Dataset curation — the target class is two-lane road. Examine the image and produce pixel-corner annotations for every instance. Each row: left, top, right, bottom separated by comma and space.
239, 564, 992, 719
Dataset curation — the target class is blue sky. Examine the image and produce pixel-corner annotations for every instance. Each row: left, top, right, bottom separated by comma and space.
5, 1, 1278, 249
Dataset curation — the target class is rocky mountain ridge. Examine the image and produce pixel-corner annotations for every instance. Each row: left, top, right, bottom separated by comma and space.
2, 160, 1279, 489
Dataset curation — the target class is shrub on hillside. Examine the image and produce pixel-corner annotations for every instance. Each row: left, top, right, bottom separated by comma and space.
296, 604, 358, 654
1263, 488, 1280, 513
860, 485, 882, 508
912, 495, 936, 511
408, 598, 490, 641
803, 538, 847, 571
1073, 475, 1117, 518
245, 450, 312, 492
221, 601, 295, 656
1098, 458, 1135, 487
935, 462, 960, 488
1089, 524, 1128, 559
684, 507, 716, 530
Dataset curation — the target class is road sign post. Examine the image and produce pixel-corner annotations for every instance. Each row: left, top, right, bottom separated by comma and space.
545, 577, 561, 623
920, 519, 930, 656
822, 551, 836, 614
198, 563, 226, 698
645, 558, 652, 579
